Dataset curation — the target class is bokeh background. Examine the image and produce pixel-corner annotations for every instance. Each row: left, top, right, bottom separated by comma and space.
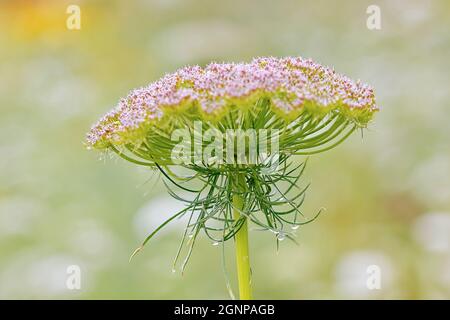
1, 0, 449, 299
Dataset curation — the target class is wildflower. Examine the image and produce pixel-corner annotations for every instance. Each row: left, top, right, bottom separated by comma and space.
86, 56, 378, 299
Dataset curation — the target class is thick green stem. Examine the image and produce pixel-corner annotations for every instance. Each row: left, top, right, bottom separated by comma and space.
232, 176, 252, 300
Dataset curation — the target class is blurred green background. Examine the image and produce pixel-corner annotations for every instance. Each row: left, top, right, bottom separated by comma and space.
0, 0, 449, 299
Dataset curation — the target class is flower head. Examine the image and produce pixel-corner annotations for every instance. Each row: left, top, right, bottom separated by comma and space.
86, 56, 378, 150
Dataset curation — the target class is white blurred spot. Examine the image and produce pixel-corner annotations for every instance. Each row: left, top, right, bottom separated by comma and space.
440, 258, 450, 288
151, 20, 246, 64
409, 155, 450, 206
0, 253, 88, 298
20, 57, 97, 120
133, 195, 188, 239
387, 0, 431, 27
334, 251, 393, 298
0, 197, 43, 237
67, 219, 119, 258
413, 212, 450, 253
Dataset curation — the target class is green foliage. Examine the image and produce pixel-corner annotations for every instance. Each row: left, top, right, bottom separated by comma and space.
125, 97, 363, 273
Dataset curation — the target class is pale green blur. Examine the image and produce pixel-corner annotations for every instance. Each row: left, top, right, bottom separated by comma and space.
0, 0, 449, 299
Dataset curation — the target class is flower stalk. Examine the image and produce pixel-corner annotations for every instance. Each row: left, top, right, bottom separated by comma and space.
233, 174, 252, 300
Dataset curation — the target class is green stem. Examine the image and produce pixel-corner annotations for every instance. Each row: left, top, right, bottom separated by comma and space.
232, 175, 252, 300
